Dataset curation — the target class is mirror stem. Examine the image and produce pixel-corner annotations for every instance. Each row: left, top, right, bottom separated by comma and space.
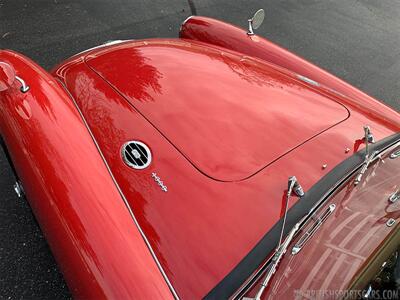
247, 19, 255, 35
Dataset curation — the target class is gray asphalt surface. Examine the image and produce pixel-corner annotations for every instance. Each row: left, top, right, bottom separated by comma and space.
0, 0, 399, 299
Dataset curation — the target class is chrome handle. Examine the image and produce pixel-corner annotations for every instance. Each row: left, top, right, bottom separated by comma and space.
15, 76, 30, 93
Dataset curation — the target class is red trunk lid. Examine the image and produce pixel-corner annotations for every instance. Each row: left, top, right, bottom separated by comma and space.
86, 40, 349, 181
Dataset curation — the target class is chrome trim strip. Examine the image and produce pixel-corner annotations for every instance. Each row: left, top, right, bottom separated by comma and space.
296, 75, 320, 87
57, 79, 180, 299
179, 15, 193, 33
72, 40, 131, 57
308, 141, 399, 217
232, 137, 400, 299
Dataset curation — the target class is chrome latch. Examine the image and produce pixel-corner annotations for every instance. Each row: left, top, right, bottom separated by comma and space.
365, 126, 375, 144
389, 190, 400, 204
289, 176, 305, 198
386, 218, 396, 227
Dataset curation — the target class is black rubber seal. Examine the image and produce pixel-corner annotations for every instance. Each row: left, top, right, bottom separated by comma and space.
204, 132, 400, 300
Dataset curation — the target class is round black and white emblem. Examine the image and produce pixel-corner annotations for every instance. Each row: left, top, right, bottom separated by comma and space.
121, 141, 152, 169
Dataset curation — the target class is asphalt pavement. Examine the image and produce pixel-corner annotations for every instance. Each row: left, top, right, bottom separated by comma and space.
0, 0, 399, 299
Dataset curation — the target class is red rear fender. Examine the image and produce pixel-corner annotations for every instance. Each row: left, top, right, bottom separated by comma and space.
0, 50, 174, 300
180, 16, 400, 126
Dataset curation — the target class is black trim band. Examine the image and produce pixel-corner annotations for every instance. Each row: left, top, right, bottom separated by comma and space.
204, 132, 400, 300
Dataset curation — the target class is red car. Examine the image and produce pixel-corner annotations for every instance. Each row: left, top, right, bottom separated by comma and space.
0, 11, 399, 300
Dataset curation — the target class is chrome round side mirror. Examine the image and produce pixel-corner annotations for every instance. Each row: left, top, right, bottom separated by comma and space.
0, 62, 16, 92
248, 9, 265, 35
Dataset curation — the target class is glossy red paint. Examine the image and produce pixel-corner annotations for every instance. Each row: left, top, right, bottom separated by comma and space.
52, 38, 399, 299
243, 143, 400, 299
0, 62, 16, 91
85, 40, 349, 181
180, 16, 400, 128
0, 16, 399, 300
0, 50, 174, 300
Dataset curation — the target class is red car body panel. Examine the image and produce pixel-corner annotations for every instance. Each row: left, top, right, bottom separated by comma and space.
0, 50, 174, 300
243, 143, 400, 299
180, 16, 400, 128
53, 40, 398, 298
85, 40, 349, 181
0, 16, 399, 300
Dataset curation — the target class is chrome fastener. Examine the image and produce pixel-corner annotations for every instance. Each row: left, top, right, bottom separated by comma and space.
386, 218, 396, 227
14, 181, 24, 198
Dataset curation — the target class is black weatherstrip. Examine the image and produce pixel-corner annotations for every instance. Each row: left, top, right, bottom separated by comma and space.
204, 132, 400, 300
